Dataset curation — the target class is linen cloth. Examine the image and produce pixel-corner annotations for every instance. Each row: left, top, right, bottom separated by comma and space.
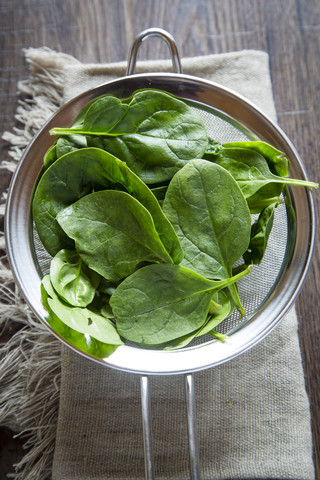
49, 51, 314, 479
2, 48, 315, 479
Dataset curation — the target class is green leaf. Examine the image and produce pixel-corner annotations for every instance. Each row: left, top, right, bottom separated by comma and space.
41, 275, 123, 352
150, 185, 168, 203
82, 96, 128, 133
222, 141, 290, 177
43, 143, 58, 169
33, 147, 182, 262
57, 190, 174, 282
211, 147, 318, 211
243, 202, 278, 265
56, 134, 87, 159
205, 138, 223, 155
110, 263, 252, 345
164, 290, 234, 350
245, 185, 283, 214
51, 89, 208, 184
163, 159, 251, 315
50, 249, 101, 307
52, 96, 128, 136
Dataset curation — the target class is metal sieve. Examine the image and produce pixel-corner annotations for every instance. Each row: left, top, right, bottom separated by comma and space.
4, 29, 316, 479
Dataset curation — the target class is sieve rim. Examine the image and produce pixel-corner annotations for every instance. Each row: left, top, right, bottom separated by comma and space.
4, 72, 316, 375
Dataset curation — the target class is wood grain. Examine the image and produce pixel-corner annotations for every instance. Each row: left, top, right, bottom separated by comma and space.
0, 0, 319, 477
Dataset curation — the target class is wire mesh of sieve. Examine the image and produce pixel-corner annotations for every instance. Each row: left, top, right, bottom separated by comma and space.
31, 101, 290, 349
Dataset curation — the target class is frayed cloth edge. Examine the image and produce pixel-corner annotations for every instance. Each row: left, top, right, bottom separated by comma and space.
0, 47, 66, 480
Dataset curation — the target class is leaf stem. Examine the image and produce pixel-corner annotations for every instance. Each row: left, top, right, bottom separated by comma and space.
208, 299, 222, 314
50, 127, 125, 137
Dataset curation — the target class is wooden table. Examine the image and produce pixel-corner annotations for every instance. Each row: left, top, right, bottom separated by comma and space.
1, 0, 319, 477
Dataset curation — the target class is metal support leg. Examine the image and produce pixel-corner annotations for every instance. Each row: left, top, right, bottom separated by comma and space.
185, 373, 201, 480
140, 373, 200, 480
140, 375, 155, 480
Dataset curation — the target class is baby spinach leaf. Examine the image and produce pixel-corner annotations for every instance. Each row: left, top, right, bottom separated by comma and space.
211, 147, 318, 204
243, 202, 278, 265
205, 138, 223, 155
52, 96, 128, 136
199, 290, 234, 336
97, 278, 117, 296
57, 190, 174, 282
33, 147, 182, 262
87, 134, 184, 185
222, 141, 290, 177
245, 184, 283, 214
162, 159, 251, 315
51, 89, 208, 184
205, 140, 289, 177
43, 143, 58, 169
50, 249, 101, 307
163, 290, 234, 350
83, 96, 127, 132
56, 134, 87, 160
110, 263, 252, 345
163, 160, 251, 279
41, 275, 123, 352
41, 285, 118, 358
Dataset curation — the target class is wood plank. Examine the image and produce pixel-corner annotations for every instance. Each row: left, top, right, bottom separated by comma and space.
0, 0, 319, 477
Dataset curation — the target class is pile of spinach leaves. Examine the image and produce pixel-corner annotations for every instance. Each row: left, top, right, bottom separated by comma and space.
33, 89, 318, 357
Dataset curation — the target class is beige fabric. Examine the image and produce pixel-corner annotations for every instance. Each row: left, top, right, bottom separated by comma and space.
53, 310, 313, 480
61, 50, 276, 119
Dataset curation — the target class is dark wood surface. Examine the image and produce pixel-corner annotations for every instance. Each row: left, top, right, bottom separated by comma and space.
0, 0, 319, 478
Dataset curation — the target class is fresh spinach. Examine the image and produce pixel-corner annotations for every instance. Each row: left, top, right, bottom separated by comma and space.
32, 88, 318, 354
56, 134, 87, 160
162, 159, 251, 315
243, 202, 278, 265
33, 147, 182, 263
207, 147, 317, 213
205, 140, 289, 177
163, 290, 234, 350
41, 275, 123, 356
221, 141, 290, 177
43, 143, 58, 169
110, 263, 252, 345
50, 89, 208, 184
50, 249, 101, 307
210, 147, 318, 208
57, 190, 174, 282
52, 96, 128, 136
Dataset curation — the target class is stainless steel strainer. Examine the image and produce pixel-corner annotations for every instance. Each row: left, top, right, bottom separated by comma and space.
4, 29, 316, 479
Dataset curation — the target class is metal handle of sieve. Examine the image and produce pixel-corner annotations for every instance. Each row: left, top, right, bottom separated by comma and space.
126, 27, 182, 76
140, 374, 201, 480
